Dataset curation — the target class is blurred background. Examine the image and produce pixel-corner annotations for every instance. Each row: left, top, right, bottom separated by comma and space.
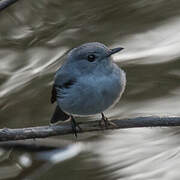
0, 0, 180, 179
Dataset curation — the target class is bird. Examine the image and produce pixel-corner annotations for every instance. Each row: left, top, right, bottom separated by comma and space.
50, 42, 126, 137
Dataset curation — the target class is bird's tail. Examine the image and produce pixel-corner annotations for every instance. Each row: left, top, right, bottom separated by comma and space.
50, 106, 70, 124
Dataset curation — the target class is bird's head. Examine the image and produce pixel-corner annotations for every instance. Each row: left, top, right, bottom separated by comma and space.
66, 42, 124, 73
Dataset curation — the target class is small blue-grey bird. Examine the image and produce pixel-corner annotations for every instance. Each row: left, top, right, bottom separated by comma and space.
50, 42, 126, 137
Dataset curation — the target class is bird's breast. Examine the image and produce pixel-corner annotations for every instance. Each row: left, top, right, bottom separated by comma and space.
57, 68, 126, 116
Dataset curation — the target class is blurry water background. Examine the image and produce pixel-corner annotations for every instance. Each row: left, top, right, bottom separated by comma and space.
0, 0, 180, 179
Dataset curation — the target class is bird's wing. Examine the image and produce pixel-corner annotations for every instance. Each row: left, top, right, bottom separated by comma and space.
51, 66, 76, 102
50, 69, 76, 123
50, 82, 70, 123
51, 71, 76, 102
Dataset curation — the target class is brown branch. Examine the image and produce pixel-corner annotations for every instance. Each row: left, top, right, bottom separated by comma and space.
0, 116, 180, 141
0, 0, 19, 11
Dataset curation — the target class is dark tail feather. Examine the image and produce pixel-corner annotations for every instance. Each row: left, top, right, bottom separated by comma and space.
50, 106, 70, 124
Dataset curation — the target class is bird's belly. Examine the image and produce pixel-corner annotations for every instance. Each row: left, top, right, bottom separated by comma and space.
58, 72, 125, 116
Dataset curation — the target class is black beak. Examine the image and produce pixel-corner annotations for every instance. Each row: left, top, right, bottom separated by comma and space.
108, 47, 124, 56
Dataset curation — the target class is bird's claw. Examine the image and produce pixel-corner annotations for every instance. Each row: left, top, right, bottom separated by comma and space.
100, 113, 118, 129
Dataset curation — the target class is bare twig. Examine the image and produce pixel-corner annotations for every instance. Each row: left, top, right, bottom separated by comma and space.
0, 0, 19, 11
0, 116, 180, 141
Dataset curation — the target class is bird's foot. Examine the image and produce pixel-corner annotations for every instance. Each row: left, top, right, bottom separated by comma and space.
70, 116, 82, 138
99, 113, 118, 129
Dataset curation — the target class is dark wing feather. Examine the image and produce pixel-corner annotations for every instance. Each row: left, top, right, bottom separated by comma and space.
51, 84, 57, 104
50, 77, 76, 124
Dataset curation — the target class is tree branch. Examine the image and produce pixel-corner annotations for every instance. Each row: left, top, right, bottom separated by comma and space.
0, 0, 19, 11
0, 116, 180, 141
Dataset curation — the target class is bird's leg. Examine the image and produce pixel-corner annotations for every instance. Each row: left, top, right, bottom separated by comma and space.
100, 113, 118, 128
70, 116, 82, 138
100, 113, 108, 128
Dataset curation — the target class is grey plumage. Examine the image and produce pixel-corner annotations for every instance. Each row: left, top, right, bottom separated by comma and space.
50, 42, 126, 135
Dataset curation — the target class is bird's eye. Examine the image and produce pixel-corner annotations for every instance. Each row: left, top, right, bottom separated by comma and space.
87, 54, 96, 62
